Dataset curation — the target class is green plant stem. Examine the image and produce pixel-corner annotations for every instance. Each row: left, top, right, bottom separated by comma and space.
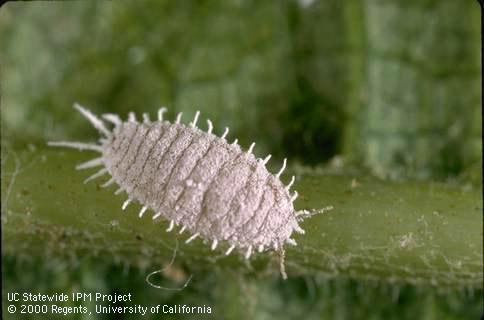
1, 148, 482, 289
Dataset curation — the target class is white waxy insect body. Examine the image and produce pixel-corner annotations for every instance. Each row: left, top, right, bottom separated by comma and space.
48, 104, 306, 278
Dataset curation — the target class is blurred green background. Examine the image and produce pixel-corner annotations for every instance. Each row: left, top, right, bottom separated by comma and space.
1, 1, 482, 319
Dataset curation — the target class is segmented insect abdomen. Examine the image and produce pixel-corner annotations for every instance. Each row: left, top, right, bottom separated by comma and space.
102, 121, 297, 250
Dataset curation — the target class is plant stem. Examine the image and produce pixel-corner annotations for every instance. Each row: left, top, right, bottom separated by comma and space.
1, 149, 482, 289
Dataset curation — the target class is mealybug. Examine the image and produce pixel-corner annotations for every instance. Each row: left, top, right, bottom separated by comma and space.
48, 103, 309, 279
